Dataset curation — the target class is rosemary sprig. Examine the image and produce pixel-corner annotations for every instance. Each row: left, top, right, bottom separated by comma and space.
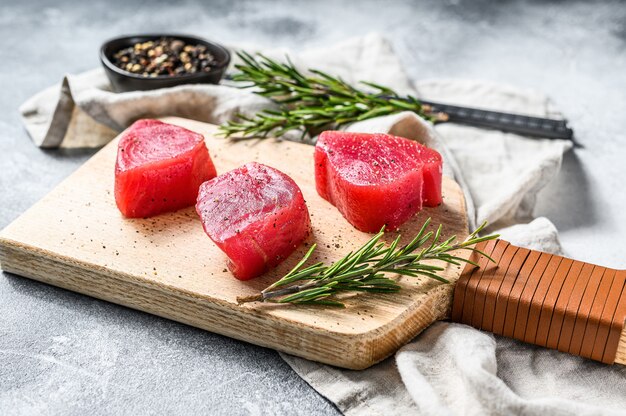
238, 218, 499, 307
219, 51, 448, 139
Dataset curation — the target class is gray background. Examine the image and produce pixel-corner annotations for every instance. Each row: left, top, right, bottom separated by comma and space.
1, 0, 625, 414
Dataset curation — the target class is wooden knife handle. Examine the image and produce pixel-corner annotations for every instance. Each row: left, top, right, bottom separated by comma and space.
451, 239, 626, 365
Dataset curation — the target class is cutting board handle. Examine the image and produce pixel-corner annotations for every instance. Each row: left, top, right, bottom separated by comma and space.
451, 239, 626, 364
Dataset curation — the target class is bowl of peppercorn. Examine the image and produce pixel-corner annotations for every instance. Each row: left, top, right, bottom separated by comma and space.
100, 34, 231, 92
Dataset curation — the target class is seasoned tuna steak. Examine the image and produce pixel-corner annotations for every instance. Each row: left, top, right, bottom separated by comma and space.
115, 119, 217, 218
196, 162, 311, 280
314, 131, 442, 233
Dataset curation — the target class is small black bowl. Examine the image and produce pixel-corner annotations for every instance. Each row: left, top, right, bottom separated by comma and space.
100, 34, 231, 92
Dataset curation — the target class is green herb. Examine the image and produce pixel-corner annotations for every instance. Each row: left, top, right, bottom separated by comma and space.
219, 51, 448, 139
237, 218, 499, 307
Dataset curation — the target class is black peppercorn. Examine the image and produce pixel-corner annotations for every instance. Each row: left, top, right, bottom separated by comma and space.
111, 37, 217, 77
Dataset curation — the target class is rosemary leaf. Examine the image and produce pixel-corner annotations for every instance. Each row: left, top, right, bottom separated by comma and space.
219, 51, 444, 139
238, 217, 500, 307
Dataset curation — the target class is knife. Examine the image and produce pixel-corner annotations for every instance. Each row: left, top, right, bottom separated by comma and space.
422, 100, 574, 141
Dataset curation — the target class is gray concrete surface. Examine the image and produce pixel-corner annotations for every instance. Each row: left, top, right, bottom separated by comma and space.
1, 0, 625, 414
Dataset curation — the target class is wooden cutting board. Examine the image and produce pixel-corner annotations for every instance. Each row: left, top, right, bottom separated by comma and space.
0, 117, 469, 369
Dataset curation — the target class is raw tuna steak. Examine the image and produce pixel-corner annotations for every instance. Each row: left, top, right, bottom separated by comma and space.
315, 131, 442, 233
196, 162, 311, 280
115, 119, 217, 218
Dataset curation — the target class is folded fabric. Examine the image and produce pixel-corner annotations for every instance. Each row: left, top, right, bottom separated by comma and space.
20, 32, 624, 416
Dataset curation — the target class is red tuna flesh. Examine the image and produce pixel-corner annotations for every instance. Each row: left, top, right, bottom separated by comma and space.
196, 162, 311, 280
314, 131, 443, 233
115, 119, 217, 218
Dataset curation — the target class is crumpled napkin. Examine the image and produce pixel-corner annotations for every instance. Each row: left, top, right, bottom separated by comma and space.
20, 33, 625, 416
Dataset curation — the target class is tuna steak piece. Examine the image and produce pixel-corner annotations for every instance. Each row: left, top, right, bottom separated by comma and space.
315, 131, 443, 233
196, 162, 311, 280
115, 119, 217, 218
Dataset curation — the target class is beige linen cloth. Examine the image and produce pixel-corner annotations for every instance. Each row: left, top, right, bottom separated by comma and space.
20, 33, 626, 415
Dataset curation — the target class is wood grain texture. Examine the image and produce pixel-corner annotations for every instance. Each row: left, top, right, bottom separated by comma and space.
453, 241, 626, 365
0, 117, 469, 370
